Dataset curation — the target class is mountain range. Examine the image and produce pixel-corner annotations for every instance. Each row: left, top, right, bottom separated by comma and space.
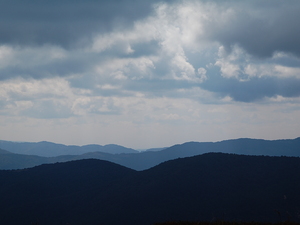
0, 140, 138, 157
1, 137, 300, 170
1, 153, 300, 225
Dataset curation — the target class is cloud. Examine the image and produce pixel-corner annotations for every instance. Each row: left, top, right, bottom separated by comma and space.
0, 78, 74, 118
201, 74, 300, 103
199, 44, 300, 102
22, 99, 74, 119
0, 0, 172, 48
1, 0, 300, 123
201, 0, 300, 58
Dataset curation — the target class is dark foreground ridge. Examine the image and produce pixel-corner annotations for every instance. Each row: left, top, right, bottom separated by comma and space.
1, 153, 300, 225
154, 222, 300, 225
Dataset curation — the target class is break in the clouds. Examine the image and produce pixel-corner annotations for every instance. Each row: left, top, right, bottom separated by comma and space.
0, 0, 300, 148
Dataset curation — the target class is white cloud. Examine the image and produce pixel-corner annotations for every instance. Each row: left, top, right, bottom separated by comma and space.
214, 44, 300, 81
0, 78, 74, 118
0, 78, 71, 100
274, 65, 300, 79
87, 2, 213, 84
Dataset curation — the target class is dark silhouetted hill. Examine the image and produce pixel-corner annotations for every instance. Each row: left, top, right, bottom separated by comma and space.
1, 153, 300, 225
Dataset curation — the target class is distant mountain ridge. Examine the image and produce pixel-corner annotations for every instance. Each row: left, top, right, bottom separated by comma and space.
1, 137, 300, 170
0, 140, 138, 157
1, 153, 300, 225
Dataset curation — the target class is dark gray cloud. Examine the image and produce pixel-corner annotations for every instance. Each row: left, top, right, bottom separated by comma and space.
0, 50, 93, 81
269, 54, 300, 68
0, 0, 172, 48
201, 69, 300, 102
204, 1, 300, 58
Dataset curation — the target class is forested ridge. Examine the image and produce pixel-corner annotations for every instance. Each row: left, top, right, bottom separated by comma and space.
1, 153, 300, 225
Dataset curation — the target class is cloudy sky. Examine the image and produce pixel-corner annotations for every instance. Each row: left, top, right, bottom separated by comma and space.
1, 0, 300, 149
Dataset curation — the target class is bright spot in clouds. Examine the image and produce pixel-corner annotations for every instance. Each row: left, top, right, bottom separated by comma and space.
0, 0, 300, 149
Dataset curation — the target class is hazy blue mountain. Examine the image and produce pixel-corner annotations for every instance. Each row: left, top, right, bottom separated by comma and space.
0, 149, 71, 170
143, 147, 166, 152
1, 137, 300, 170
0, 153, 300, 225
0, 140, 138, 157
80, 144, 137, 154
0, 148, 11, 154
159, 137, 300, 157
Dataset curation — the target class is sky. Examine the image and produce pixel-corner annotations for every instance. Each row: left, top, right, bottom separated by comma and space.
1, 0, 300, 149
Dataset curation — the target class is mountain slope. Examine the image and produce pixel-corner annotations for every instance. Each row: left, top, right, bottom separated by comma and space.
0, 153, 300, 225
0, 148, 12, 154
0, 159, 136, 225
0, 153, 49, 170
